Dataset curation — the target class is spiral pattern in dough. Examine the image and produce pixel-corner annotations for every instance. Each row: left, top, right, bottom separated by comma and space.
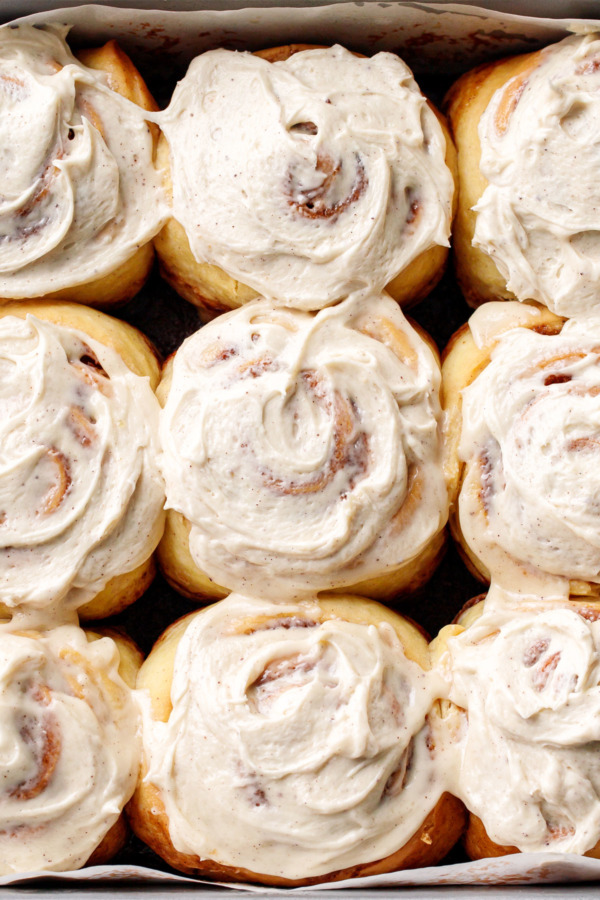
0, 624, 139, 873
160, 45, 453, 309
159, 293, 447, 598
459, 314, 600, 589
0, 24, 165, 298
474, 33, 600, 316
0, 315, 164, 612
448, 604, 600, 854
141, 595, 448, 880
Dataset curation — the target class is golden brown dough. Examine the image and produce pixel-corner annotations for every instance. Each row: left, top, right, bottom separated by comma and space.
445, 52, 543, 308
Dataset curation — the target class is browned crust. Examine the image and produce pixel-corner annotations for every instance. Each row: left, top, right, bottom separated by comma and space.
78, 557, 158, 622
129, 779, 465, 886
77, 41, 159, 116
128, 599, 465, 885
443, 49, 546, 308
465, 811, 600, 862
85, 813, 129, 867
451, 594, 487, 626
254, 43, 329, 62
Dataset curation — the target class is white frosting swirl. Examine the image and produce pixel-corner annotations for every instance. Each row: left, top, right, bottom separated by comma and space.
474, 34, 600, 316
158, 292, 447, 597
0, 624, 139, 873
142, 595, 446, 879
160, 45, 453, 309
0, 24, 165, 297
459, 313, 600, 587
0, 315, 164, 612
449, 605, 600, 854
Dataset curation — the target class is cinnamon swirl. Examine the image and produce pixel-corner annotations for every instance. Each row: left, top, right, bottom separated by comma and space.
0, 301, 165, 621
440, 300, 600, 601
129, 593, 465, 885
437, 596, 600, 859
0, 622, 141, 873
0, 24, 166, 307
447, 34, 600, 315
157, 291, 448, 602
155, 44, 456, 319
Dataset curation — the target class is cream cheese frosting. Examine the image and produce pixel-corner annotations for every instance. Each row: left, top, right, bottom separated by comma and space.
447, 603, 600, 854
458, 310, 600, 593
141, 594, 448, 879
0, 624, 139, 873
0, 314, 164, 613
158, 291, 448, 597
0, 24, 166, 297
473, 34, 600, 316
159, 45, 453, 309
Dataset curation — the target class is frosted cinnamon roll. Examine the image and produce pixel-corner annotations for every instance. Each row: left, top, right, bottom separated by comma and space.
157, 292, 448, 602
0, 622, 141, 874
436, 597, 600, 858
155, 44, 456, 319
0, 24, 166, 307
440, 300, 600, 600
129, 594, 465, 885
447, 34, 600, 315
0, 301, 165, 621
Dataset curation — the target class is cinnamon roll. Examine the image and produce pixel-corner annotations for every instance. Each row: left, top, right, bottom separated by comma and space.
155, 44, 456, 319
0, 622, 141, 873
129, 593, 465, 885
0, 24, 166, 307
436, 596, 600, 859
440, 300, 600, 601
0, 301, 165, 621
447, 34, 600, 315
157, 291, 448, 602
